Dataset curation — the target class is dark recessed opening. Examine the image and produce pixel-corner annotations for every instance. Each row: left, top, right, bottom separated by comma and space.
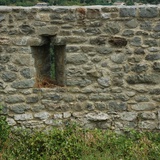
32, 37, 65, 88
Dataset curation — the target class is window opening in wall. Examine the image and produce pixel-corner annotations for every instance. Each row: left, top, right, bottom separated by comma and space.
32, 37, 65, 88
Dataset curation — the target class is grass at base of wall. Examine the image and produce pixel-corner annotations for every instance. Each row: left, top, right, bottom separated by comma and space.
0, 122, 160, 160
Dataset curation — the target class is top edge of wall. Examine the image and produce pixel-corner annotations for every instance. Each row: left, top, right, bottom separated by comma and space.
0, 4, 159, 9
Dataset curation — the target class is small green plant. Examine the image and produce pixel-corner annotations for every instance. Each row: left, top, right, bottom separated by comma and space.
1, 123, 160, 160
0, 106, 10, 151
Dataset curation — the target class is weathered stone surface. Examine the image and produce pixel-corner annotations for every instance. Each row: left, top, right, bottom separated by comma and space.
11, 79, 35, 89
153, 62, 160, 71
150, 88, 160, 95
126, 74, 160, 84
139, 121, 157, 129
20, 68, 32, 79
0, 55, 10, 64
26, 96, 39, 103
97, 77, 110, 87
34, 112, 50, 120
96, 47, 113, 54
134, 48, 145, 55
130, 37, 141, 46
125, 19, 138, 28
110, 53, 127, 64
109, 101, 127, 111
19, 24, 35, 34
145, 54, 160, 61
90, 36, 106, 45
131, 64, 148, 73
87, 8, 101, 19
120, 112, 137, 121
66, 53, 88, 65
139, 7, 158, 18
131, 103, 156, 111
122, 30, 134, 36
37, 26, 59, 36
10, 104, 30, 114
6, 118, 16, 126
14, 113, 33, 121
135, 95, 149, 102
153, 23, 160, 32
5, 95, 24, 104
2, 72, 17, 82
141, 112, 156, 120
89, 93, 113, 101
120, 8, 136, 17
144, 39, 158, 47
104, 22, 120, 34
152, 96, 160, 102
86, 112, 110, 121
140, 21, 152, 31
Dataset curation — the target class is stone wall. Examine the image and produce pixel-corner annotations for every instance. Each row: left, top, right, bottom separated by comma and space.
0, 5, 160, 132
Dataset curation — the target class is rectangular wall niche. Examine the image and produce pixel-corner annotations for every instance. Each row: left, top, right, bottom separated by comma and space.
32, 39, 65, 88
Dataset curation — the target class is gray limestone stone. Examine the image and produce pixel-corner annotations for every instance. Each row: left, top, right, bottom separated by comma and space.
96, 47, 113, 54
131, 64, 148, 73
6, 118, 16, 126
130, 37, 141, 46
140, 21, 152, 31
85, 28, 101, 35
37, 26, 59, 36
90, 36, 106, 45
0, 14, 5, 21
19, 24, 35, 34
135, 95, 149, 102
122, 30, 134, 36
86, 112, 110, 121
126, 74, 160, 84
8, 65, 18, 72
26, 96, 39, 103
10, 104, 30, 114
109, 101, 127, 111
97, 77, 110, 87
152, 96, 160, 102
95, 102, 106, 111
110, 53, 127, 64
141, 112, 156, 120
150, 88, 160, 95
11, 79, 35, 89
153, 62, 160, 71
104, 22, 120, 34
153, 23, 160, 32
89, 93, 113, 101
14, 113, 33, 121
131, 103, 156, 111
0, 55, 10, 64
20, 68, 32, 79
139, 121, 157, 130
34, 112, 50, 120
145, 54, 160, 61
144, 39, 158, 47
85, 102, 95, 111
0, 65, 5, 72
5, 95, 24, 103
134, 48, 145, 55
43, 93, 61, 101
120, 8, 136, 17
2, 72, 17, 82
66, 53, 88, 65
120, 112, 137, 121
139, 7, 158, 18
125, 19, 138, 28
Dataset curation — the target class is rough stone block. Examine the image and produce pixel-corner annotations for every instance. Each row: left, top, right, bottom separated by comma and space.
34, 112, 50, 120
86, 112, 110, 121
10, 104, 30, 114
120, 112, 137, 121
120, 8, 136, 17
139, 7, 158, 18
14, 113, 33, 121
131, 103, 156, 111
37, 26, 59, 36
139, 121, 157, 129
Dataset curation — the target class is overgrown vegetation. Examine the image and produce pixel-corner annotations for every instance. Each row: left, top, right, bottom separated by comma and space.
0, 110, 160, 160
0, 0, 158, 6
